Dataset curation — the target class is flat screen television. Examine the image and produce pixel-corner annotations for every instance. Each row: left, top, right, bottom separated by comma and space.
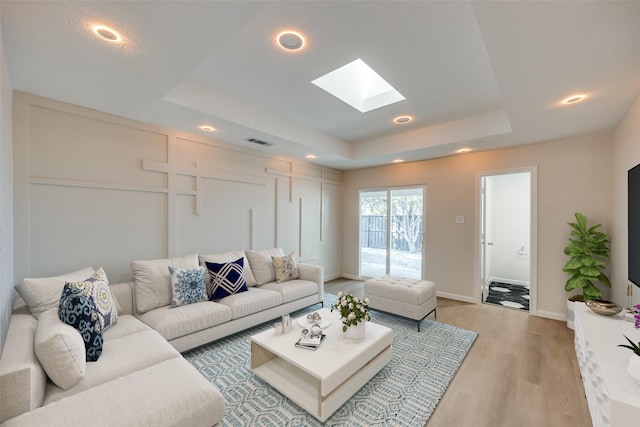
629, 163, 640, 288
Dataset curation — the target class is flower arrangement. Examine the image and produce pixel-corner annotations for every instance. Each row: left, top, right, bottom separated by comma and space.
619, 335, 640, 357
634, 304, 640, 329
332, 292, 371, 332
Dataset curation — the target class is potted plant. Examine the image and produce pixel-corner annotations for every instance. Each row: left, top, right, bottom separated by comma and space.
332, 292, 371, 340
563, 212, 611, 329
618, 333, 640, 385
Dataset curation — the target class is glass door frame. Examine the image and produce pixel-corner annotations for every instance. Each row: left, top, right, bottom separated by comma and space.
359, 185, 425, 279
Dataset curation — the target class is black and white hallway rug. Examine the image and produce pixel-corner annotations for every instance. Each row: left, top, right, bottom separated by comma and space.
485, 281, 530, 311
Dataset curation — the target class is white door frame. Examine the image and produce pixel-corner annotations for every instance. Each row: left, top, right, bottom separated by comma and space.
474, 166, 538, 315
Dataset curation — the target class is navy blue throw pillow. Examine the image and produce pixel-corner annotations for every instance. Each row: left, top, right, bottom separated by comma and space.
206, 257, 248, 300
59, 286, 103, 362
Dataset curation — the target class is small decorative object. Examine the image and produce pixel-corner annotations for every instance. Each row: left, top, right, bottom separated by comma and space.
585, 299, 623, 316
634, 304, 640, 329
618, 335, 640, 385
274, 322, 283, 335
282, 314, 291, 333
332, 292, 370, 340
307, 312, 322, 325
295, 327, 326, 351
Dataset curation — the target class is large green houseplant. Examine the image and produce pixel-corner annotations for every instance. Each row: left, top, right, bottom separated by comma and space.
563, 212, 611, 301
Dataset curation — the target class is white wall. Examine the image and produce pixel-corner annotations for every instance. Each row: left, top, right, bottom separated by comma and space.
343, 133, 611, 319
611, 94, 640, 309
485, 172, 530, 286
11, 92, 342, 289
0, 24, 14, 352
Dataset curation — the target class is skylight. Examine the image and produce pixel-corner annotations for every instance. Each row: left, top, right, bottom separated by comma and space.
311, 58, 405, 113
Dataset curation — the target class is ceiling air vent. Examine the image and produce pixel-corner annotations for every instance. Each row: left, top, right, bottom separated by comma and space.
246, 138, 275, 147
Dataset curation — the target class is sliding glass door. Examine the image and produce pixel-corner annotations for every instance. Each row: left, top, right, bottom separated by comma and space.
359, 187, 424, 279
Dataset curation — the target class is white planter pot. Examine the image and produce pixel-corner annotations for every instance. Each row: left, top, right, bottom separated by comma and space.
628, 355, 640, 386
567, 299, 575, 330
343, 321, 366, 340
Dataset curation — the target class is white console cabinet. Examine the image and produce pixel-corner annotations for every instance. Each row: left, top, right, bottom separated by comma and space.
574, 303, 640, 426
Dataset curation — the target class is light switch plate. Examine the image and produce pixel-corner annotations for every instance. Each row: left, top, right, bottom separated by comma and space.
456, 216, 465, 224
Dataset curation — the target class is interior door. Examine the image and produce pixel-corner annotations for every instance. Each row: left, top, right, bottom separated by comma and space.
480, 171, 532, 310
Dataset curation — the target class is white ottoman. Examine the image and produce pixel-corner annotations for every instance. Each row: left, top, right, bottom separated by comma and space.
364, 276, 437, 331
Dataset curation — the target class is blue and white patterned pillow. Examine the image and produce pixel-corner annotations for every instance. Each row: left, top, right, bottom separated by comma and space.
58, 291, 103, 361
206, 257, 248, 300
64, 267, 118, 331
168, 266, 207, 307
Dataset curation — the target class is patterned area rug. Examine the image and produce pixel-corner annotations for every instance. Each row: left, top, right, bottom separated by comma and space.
184, 295, 477, 426
485, 281, 530, 311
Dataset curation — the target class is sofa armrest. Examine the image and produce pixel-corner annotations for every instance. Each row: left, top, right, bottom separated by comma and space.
0, 308, 47, 423
297, 263, 324, 299
1, 358, 224, 427
110, 282, 134, 316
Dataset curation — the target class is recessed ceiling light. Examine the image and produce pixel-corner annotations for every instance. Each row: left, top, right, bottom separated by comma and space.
91, 25, 123, 43
276, 30, 305, 51
393, 115, 413, 125
392, 159, 404, 164
312, 58, 405, 113
198, 125, 216, 132
305, 154, 317, 159
456, 148, 472, 154
562, 94, 587, 105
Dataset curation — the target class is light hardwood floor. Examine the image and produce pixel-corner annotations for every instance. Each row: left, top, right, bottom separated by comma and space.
325, 279, 593, 427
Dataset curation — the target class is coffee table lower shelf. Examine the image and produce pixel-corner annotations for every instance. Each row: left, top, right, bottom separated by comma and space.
251, 342, 393, 422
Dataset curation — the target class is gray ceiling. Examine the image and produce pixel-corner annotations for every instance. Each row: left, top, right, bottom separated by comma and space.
2, 1, 639, 170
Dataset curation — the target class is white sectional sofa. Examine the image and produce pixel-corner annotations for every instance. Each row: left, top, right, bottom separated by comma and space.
0, 248, 324, 426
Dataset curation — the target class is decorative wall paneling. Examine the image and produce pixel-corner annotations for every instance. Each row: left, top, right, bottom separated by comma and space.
13, 92, 343, 284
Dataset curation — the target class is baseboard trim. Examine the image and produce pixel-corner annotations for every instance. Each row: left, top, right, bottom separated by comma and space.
324, 273, 342, 282
535, 310, 566, 322
436, 291, 476, 304
340, 273, 366, 281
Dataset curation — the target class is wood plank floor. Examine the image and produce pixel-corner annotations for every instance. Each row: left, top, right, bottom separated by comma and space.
325, 279, 592, 427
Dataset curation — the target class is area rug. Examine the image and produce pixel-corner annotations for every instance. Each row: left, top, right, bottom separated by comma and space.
485, 281, 530, 311
183, 295, 477, 426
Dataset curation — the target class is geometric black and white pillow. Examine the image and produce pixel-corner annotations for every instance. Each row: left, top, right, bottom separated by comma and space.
206, 257, 248, 300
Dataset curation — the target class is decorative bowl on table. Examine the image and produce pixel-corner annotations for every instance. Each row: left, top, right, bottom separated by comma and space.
585, 299, 623, 316
297, 312, 332, 329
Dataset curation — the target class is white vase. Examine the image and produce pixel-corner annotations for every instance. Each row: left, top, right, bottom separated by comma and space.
628, 355, 640, 386
343, 321, 366, 340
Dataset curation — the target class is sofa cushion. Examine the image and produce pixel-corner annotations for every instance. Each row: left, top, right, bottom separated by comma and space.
8, 358, 224, 427
131, 254, 199, 314
58, 292, 103, 361
206, 258, 248, 300
217, 287, 282, 320
34, 308, 86, 390
102, 314, 151, 341
169, 266, 207, 307
272, 252, 300, 283
43, 329, 180, 405
245, 248, 285, 285
137, 302, 232, 341
15, 266, 95, 319
199, 250, 257, 287
64, 267, 118, 331
259, 279, 319, 304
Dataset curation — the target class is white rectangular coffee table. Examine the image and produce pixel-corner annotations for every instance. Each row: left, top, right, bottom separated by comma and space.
250, 307, 393, 421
